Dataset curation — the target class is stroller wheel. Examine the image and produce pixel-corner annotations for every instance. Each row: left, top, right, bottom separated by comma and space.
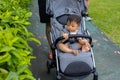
56, 72, 61, 80
56, 76, 61, 80
46, 60, 51, 74
56, 78, 61, 80
93, 71, 98, 80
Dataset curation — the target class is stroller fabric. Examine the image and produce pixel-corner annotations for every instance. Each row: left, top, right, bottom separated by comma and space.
46, 0, 87, 17
58, 43, 93, 74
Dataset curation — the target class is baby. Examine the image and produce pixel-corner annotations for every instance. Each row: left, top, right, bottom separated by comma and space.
58, 14, 90, 56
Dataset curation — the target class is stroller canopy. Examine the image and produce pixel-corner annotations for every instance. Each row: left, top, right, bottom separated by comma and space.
46, 0, 87, 17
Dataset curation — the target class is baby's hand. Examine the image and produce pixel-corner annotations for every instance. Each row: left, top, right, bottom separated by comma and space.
77, 38, 82, 41
72, 50, 78, 56
62, 32, 68, 40
78, 38, 85, 44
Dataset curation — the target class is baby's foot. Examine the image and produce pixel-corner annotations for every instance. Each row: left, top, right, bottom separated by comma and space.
78, 38, 83, 44
72, 50, 78, 56
82, 47, 90, 52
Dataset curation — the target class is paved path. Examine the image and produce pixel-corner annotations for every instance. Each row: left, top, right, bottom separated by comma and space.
29, 0, 120, 80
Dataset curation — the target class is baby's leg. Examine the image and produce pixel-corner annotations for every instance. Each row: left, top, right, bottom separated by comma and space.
58, 43, 78, 56
78, 40, 90, 52
82, 42, 91, 52
78, 43, 87, 52
78, 43, 82, 49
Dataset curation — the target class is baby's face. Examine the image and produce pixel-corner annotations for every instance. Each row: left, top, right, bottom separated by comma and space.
67, 21, 80, 32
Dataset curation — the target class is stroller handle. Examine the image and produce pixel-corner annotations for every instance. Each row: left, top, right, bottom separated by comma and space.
52, 34, 92, 49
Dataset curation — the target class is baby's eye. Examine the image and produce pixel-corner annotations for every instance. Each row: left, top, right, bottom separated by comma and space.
67, 24, 70, 26
72, 26, 74, 27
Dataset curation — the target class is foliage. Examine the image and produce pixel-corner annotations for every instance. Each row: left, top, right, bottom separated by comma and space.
0, 0, 40, 80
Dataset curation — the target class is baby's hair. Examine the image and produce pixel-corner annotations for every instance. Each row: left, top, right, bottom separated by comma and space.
67, 14, 81, 24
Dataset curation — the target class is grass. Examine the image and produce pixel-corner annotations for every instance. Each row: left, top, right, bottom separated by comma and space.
89, 0, 120, 45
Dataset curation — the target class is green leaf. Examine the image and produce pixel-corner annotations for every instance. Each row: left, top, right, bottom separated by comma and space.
24, 21, 31, 25
19, 38, 29, 48
9, 37, 19, 46
0, 46, 15, 53
25, 12, 32, 18
0, 53, 11, 64
17, 64, 28, 75
0, 68, 8, 78
28, 38, 41, 45
12, 16, 19, 20
21, 26, 29, 37
18, 50, 27, 56
0, 68, 8, 74
5, 72, 18, 80
4, 10, 12, 19
23, 68, 32, 75
0, 77, 3, 80
13, 43, 26, 49
10, 50, 21, 59
19, 74, 35, 80
28, 56, 36, 59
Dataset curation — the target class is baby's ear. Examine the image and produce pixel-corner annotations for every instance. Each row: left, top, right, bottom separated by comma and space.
78, 24, 80, 27
77, 25, 80, 28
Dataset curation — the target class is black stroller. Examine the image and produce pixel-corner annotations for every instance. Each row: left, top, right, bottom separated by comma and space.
46, 0, 98, 80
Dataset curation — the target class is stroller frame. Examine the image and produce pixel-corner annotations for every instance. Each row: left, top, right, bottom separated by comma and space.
47, 16, 98, 80
46, 0, 98, 80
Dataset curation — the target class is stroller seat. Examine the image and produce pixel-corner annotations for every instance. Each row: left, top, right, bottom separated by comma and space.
58, 48, 93, 77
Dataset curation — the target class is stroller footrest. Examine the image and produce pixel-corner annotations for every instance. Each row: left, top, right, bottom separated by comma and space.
64, 61, 92, 76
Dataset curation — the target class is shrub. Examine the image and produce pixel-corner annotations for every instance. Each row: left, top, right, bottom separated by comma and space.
0, 0, 39, 80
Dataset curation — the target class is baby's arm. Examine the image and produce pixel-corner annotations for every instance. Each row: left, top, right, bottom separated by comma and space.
61, 32, 68, 42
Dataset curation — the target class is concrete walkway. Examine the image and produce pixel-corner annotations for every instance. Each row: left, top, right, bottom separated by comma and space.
29, 0, 120, 80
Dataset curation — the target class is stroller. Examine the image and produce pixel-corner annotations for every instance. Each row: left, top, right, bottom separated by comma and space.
46, 0, 98, 80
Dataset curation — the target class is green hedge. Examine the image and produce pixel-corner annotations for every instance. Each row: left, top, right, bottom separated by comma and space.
0, 0, 40, 80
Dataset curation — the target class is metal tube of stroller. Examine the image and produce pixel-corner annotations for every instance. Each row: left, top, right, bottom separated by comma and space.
50, 32, 53, 43
83, 17, 86, 31
55, 49, 59, 72
50, 25, 54, 44
83, 17, 96, 68
50, 25, 60, 71
91, 48, 96, 68
84, 23, 96, 68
